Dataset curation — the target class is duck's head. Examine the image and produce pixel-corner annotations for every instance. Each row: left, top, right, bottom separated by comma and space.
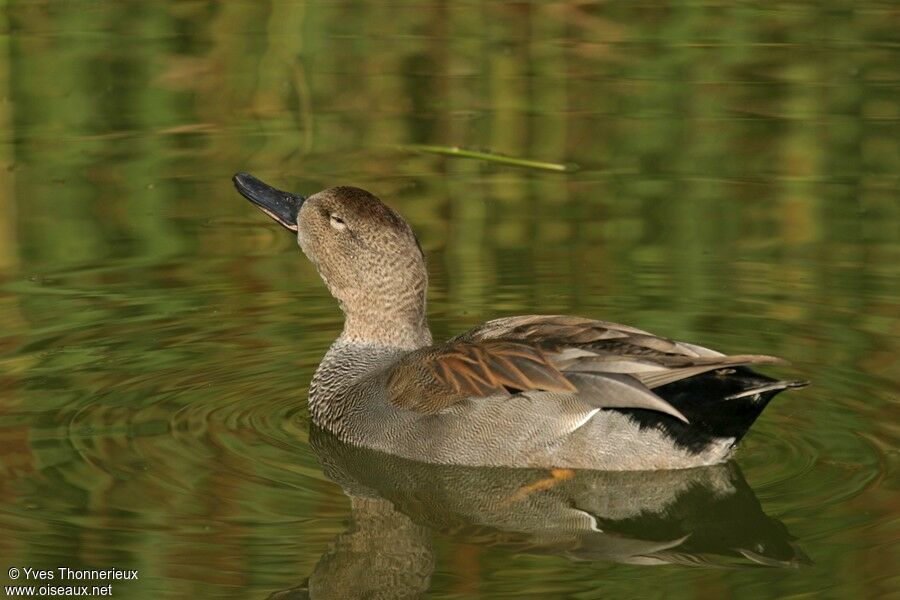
233, 173, 431, 348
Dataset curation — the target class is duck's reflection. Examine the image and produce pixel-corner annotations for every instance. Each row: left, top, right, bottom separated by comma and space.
269, 427, 807, 599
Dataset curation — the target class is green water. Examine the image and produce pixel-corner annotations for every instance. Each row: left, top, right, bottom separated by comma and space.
0, 1, 897, 598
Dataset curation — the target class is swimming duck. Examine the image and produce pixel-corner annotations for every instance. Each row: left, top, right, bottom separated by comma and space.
233, 172, 808, 470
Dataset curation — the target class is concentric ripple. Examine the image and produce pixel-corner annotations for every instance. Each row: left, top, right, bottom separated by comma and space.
0, 258, 345, 535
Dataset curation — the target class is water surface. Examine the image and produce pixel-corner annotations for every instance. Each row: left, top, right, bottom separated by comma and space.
0, 1, 897, 598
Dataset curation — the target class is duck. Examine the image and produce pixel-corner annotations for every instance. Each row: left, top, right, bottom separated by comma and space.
233, 172, 808, 471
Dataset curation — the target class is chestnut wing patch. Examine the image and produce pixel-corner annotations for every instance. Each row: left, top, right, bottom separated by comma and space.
429, 341, 577, 396
388, 340, 576, 414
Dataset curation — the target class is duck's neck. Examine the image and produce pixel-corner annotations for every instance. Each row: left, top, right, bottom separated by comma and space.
340, 308, 432, 350
336, 282, 432, 350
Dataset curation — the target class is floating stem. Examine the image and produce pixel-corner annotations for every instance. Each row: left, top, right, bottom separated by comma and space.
397, 144, 576, 172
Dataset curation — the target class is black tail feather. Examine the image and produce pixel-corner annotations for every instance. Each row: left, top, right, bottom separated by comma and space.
619, 367, 808, 453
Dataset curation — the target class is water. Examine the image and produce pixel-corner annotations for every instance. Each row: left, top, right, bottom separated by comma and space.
0, 1, 897, 598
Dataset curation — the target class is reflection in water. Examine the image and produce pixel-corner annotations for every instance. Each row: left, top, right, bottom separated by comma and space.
269, 427, 808, 598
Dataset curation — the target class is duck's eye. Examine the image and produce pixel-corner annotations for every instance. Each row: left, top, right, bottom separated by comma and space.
329, 214, 347, 230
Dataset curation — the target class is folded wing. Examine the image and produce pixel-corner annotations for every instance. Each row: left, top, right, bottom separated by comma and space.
387, 315, 789, 425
